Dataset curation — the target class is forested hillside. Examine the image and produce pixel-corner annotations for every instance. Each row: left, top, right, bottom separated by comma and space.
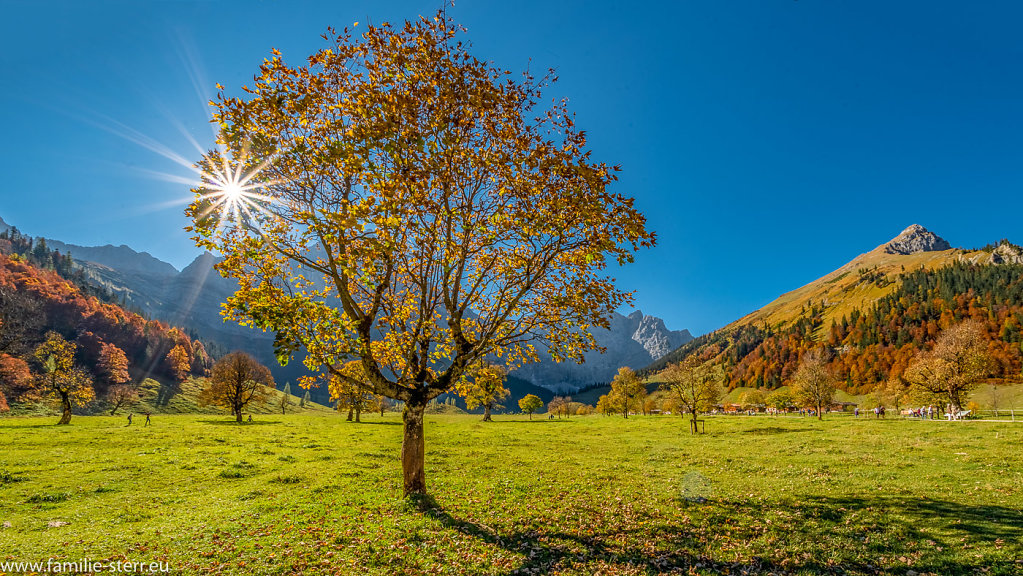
649, 259, 1023, 394
0, 235, 211, 412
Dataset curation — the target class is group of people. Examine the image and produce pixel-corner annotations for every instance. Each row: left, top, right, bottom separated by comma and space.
125, 412, 151, 426
851, 405, 883, 419
909, 406, 937, 419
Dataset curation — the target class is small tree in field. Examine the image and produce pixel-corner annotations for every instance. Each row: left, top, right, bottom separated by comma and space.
328, 361, 374, 422
366, 394, 391, 416
106, 384, 138, 415
738, 388, 766, 410
548, 396, 575, 418
280, 381, 292, 414
596, 394, 616, 416
904, 320, 991, 417
185, 13, 652, 495
456, 364, 509, 422
792, 348, 837, 420
610, 367, 645, 418
882, 376, 909, 415
199, 351, 274, 422
518, 394, 544, 419
660, 356, 722, 434
642, 396, 658, 415
34, 332, 94, 424
301, 390, 310, 408
766, 388, 795, 412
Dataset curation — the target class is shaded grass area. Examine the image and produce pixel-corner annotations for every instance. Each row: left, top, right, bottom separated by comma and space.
0, 414, 1020, 574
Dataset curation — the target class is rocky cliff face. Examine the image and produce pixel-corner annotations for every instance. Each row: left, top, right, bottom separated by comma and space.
990, 242, 1023, 264
881, 224, 952, 255
510, 310, 692, 392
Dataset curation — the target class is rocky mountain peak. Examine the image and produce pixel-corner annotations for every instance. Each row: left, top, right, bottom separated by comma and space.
882, 224, 952, 255
990, 241, 1023, 265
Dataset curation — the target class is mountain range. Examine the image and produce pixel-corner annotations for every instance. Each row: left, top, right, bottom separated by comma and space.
0, 215, 691, 398
643, 224, 1023, 395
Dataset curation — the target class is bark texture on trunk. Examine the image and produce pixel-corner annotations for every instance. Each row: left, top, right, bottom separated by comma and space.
58, 394, 72, 425
402, 401, 427, 495
482, 405, 492, 422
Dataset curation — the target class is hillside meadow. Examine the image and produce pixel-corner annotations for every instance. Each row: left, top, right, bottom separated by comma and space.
1, 413, 1020, 575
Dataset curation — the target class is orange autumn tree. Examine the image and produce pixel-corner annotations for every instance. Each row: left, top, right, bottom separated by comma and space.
97, 342, 130, 387
186, 13, 653, 495
166, 344, 191, 382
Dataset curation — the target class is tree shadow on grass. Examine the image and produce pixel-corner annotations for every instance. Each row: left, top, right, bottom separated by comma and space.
352, 420, 401, 426
154, 379, 181, 407
198, 420, 283, 426
742, 426, 821, 435
407, 493, 1022, 575
488, 419, 572, 424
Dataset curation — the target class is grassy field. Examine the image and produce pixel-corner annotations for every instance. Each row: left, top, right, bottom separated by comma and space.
1, 413, 1021, 575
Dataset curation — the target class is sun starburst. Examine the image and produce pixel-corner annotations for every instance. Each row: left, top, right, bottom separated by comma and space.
193, 149, 278, 231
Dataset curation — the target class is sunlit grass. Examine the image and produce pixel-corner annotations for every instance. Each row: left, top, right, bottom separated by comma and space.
1, 414, 1020, 575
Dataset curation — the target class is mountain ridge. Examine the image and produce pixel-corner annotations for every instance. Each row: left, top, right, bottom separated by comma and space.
0, 215, 691, 396
644, 224, 1023, 393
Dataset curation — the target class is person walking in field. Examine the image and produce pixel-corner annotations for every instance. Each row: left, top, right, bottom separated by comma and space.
248, 414, 253, 422
126, 413, 133, 426
144, 412, 151, 426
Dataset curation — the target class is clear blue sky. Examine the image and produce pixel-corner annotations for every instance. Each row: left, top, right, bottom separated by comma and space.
2, 1, 1022, 336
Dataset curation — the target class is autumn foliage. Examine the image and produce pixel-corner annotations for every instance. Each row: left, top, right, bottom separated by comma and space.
658, 262, 1023, 395
187, 12, 653, 494
0, 246, 210, 411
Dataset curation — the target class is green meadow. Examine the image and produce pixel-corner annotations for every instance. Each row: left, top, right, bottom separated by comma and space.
1, 413, 1020, 575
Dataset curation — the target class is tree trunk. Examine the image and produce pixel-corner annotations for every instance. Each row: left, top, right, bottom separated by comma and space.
58, 393, 72, 425
401, 400, 427, 495
817, 402, 823, 420
347, 407, 354, 421
235, 408, 243, 422
482, 404, 492, 422
355, 405, 361, 423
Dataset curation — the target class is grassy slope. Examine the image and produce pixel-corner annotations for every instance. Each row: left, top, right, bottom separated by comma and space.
1, 414, 1020, 575
733, 247, 981, 332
